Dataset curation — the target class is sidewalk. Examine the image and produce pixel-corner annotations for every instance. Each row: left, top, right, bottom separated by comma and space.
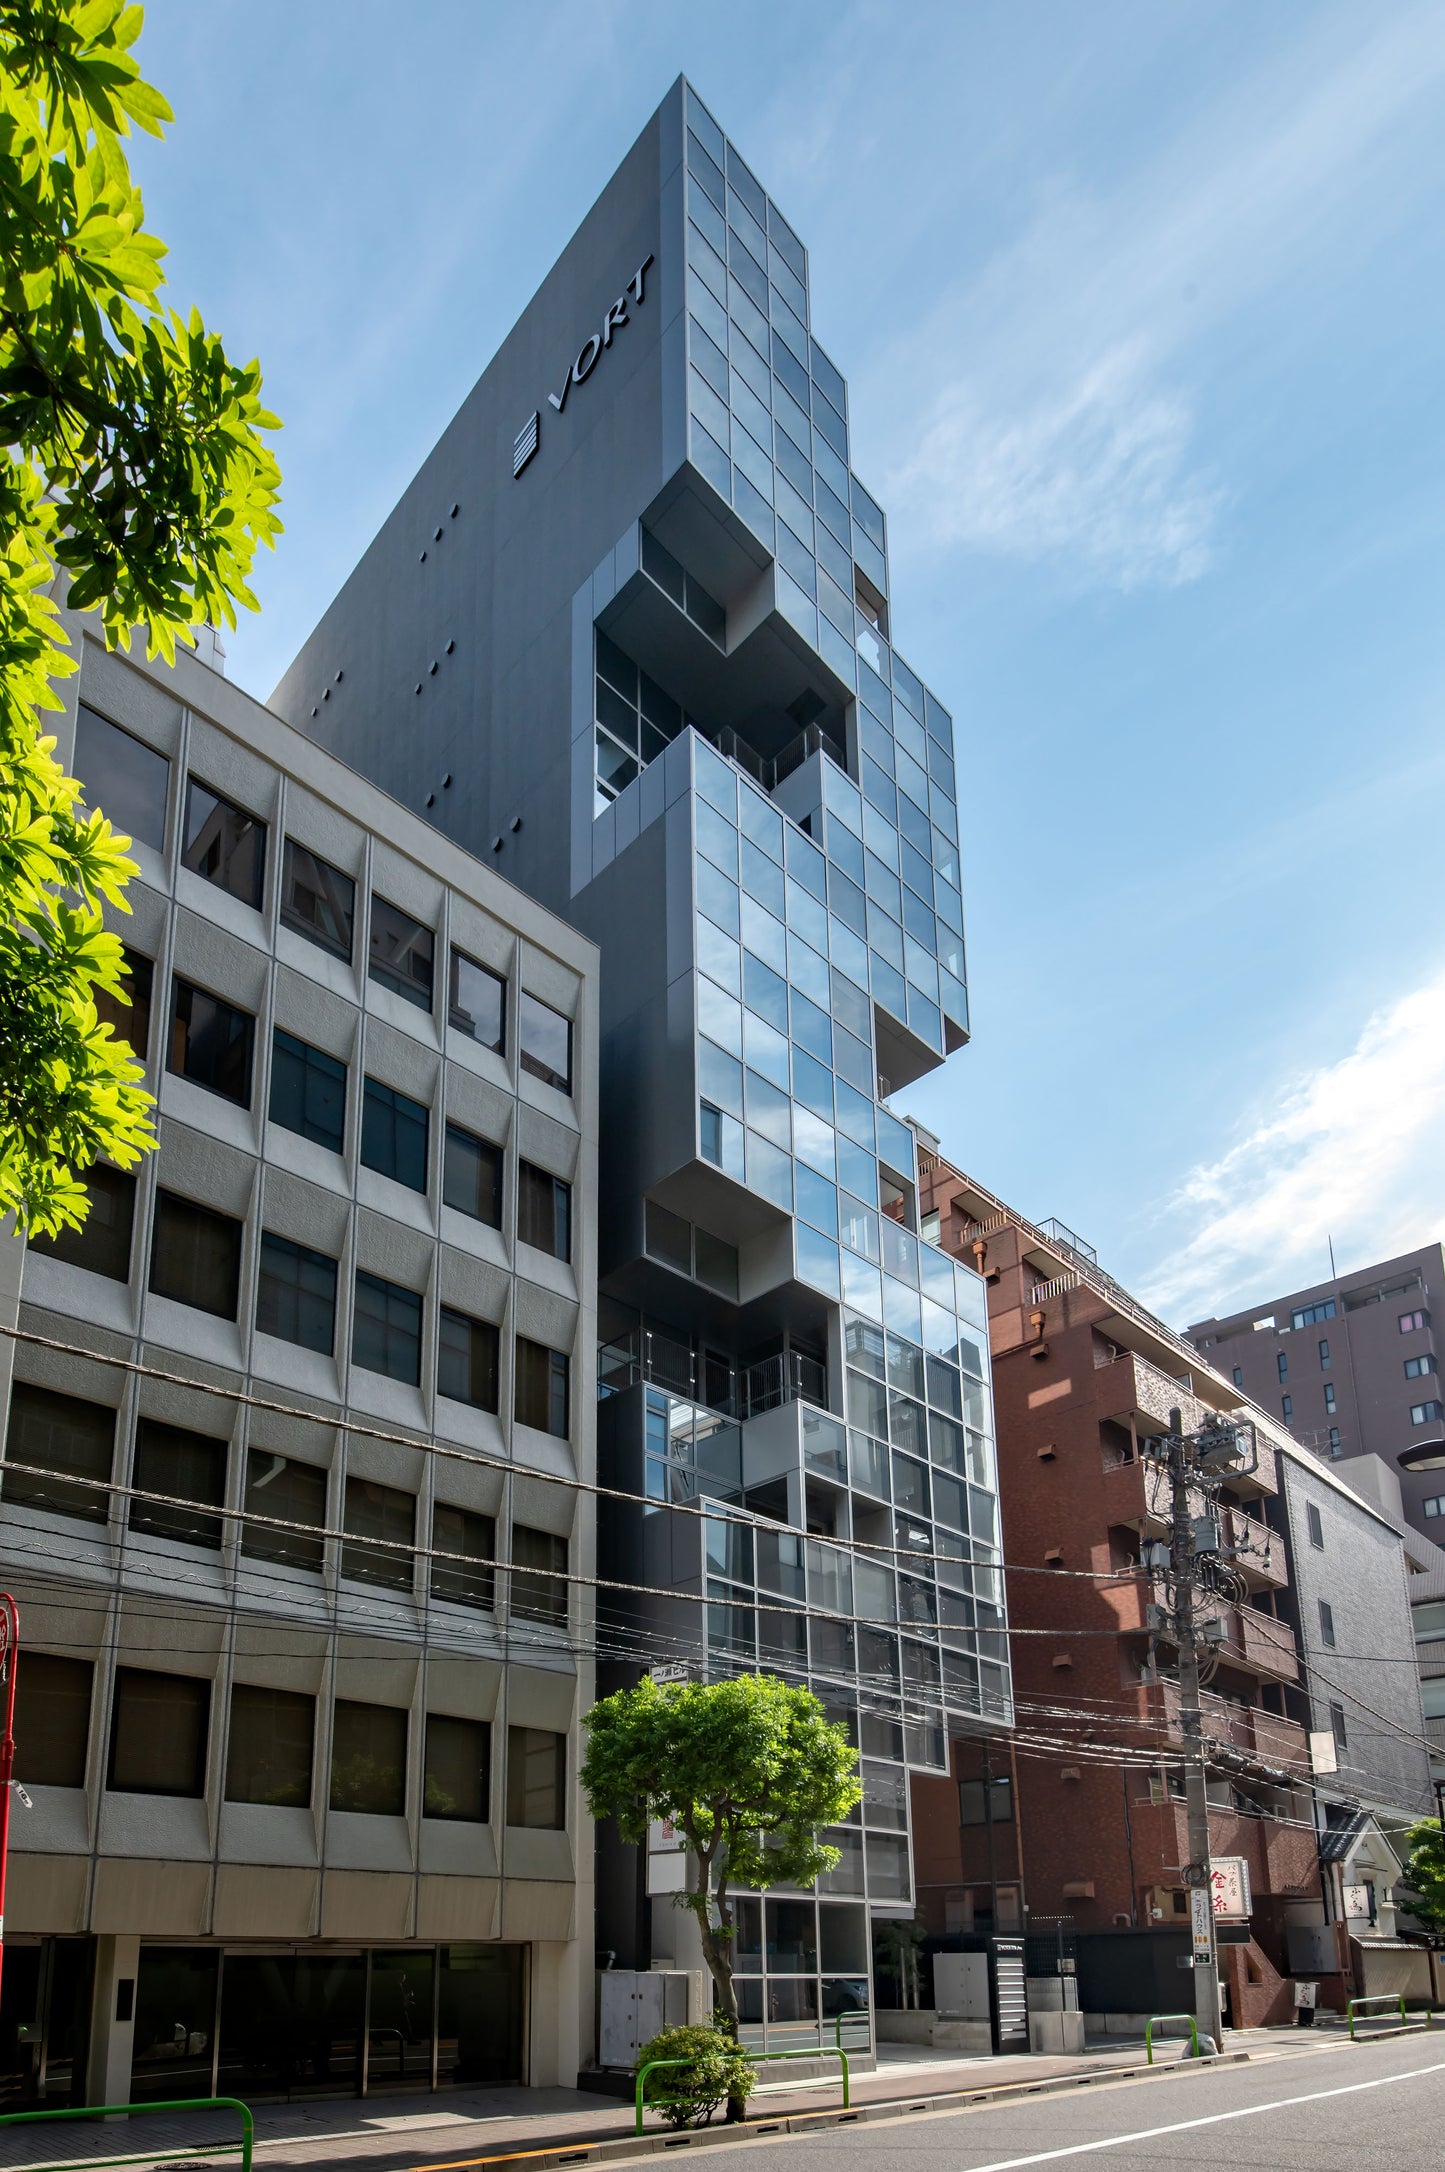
0, 2030, 1301, 2172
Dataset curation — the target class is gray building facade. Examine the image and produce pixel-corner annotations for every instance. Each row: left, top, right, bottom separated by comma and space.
1190, 1246, 1445, 1542
0, 627, 600, 2107
273, 78, 1009, 2049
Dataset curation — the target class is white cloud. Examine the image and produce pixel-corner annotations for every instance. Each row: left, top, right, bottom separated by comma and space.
891, 338, 1221, 588
1139, 967, 1445, 1322
868, 3, 1445, 592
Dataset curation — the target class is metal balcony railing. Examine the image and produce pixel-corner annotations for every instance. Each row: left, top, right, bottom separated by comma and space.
597, 1330, 828, 1421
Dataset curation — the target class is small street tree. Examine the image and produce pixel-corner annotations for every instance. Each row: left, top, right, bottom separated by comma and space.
1400, 1817, 1445, 1931
581, 1672, 861, 2035
0, 0, 281, 1236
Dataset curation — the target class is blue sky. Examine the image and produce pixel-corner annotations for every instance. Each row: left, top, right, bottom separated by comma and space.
132, 0, 1445, 1324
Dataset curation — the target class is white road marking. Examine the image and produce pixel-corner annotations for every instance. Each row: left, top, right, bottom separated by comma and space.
952, 2057, 1445, 2171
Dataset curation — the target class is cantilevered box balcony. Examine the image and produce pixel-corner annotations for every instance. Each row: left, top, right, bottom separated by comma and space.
1223, 1503, 1287, 1590
1222, 1605, 1299, 1685
1094, 1350, 1204, 1435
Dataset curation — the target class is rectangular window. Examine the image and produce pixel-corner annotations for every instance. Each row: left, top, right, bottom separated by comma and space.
269, 1028, 346, 1153
506, 1725, 566, 1829
108, 1668, 209, 1797
514, 1337, 569, 1438
958, 1775, 1013, 1825
1319, 1339, 1330, 1368
1400, 1310, 1427, 1333
511, 1526, 568, 1625
242, 1449, 327, 1570
1232, 1366, 1243, 1388
1276, 1352, 1288, 1383
432, 1504, 496, 1608
1330, 1701, 1348, 1752
29, 1162, 136, 1281
449, 949, 506, 1052
425, 1713, 490, 1823
130, 1418, 227, 1549
352, 1270, 422, 1386
2, 1384, 113, 1522
224, 1682, 315, 1806
1318, 1600, 1336, 1647
517, 1161, 571, 1261
1307, 1502, 1324, 1549
280, 839, 355, 960
1290, 1300, 1336, 1328
1405, 1355, 1437, 1379
74, 704, 171, 852
167, 977, 254, 1106
182, 779, 266, 908
519, 992, 571, 1093
1327, 1426, 1341, 1457
369, 895, 433, 1010
13, 1651, 93, 1788
1281, 1394, 1293, 1422
437, 1306, 500, 1412
148, 1190, 242, 1318
442, 1123, 502, 1225
256, 1231, 337, 1354
1411, 1400, 1444, 1426
1424, 1495, 1444, 1519
330, 1699, 406, 1815
361, 1077, 429, 1191
341, 1476, 415, 1590
93, 945, 154, 1067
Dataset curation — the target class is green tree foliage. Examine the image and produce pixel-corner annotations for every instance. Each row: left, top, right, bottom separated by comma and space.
581, 1673, 861, 2042
0, 0, 281, 1235
1400, 1817, 1445, 1930
635, 2023, 755, 2130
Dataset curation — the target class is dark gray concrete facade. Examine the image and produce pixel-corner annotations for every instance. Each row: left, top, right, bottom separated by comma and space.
274, 78, 1008, 2050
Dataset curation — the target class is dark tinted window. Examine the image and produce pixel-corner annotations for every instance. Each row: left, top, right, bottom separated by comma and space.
108, 1668, 210, 1797
29, 1162, 135, 1281
2, 1383, 113, 1521
74, 704, 170, 852
514, 1337, 569, 1438
517, 1162, 571, 1261
438, 1307, 499, 1412
431, 1504, 495, 1609
369, 896, 433, 1009
506, 1725, 565, 1828
449, 950, 505, 1051
130, 1419, 227, 1549
280, 839, 355, 961
341, 1476, 414, 1590
149, 1190, 242, 1318
225, 1682, 315, 1806
269, 1029, 346, 1153
93, 946, 154, 1066
425, 1714, 489, 1823
361, 1078, 428, 1191
182, 779, 266, 908
442, 1124, 501, 1225
168, 978, 254, 1106
242, 1449, 326, 1571
13, 1652, 93, 1788
519, 993, 571, 1093
330, 1699, 406, 1815
256, 1231, 337, 1354
511, 1525, 567, 1625
353, 1271, 422, 1385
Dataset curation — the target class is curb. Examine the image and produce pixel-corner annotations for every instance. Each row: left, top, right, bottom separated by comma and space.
408, 2049, 1255, 2171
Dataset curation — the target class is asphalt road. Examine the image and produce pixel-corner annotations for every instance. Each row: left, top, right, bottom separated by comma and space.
573, 2035, 1445, 2172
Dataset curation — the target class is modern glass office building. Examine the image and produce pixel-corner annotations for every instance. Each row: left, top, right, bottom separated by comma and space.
276, 77, 1011, 2047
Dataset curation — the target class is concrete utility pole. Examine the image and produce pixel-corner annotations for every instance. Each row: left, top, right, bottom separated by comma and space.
1166, 1411, 1220, 2048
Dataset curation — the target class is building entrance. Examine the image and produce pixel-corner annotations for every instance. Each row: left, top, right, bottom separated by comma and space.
129, 1944, 526, 2103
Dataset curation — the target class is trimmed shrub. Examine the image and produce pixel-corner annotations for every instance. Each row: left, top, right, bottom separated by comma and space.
635, 2023, 756, 2128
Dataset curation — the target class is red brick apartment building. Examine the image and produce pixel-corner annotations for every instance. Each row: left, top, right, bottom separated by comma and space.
913, 1153, 1320, 2028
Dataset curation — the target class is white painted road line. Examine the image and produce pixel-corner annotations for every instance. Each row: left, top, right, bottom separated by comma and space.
952, 2057, 1445, 2172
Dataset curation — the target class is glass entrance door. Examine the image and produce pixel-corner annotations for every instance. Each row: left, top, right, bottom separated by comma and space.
216, 1952, 365, 2099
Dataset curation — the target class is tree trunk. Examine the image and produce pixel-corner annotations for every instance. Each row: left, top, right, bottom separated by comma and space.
690, 1877, 746, 2122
